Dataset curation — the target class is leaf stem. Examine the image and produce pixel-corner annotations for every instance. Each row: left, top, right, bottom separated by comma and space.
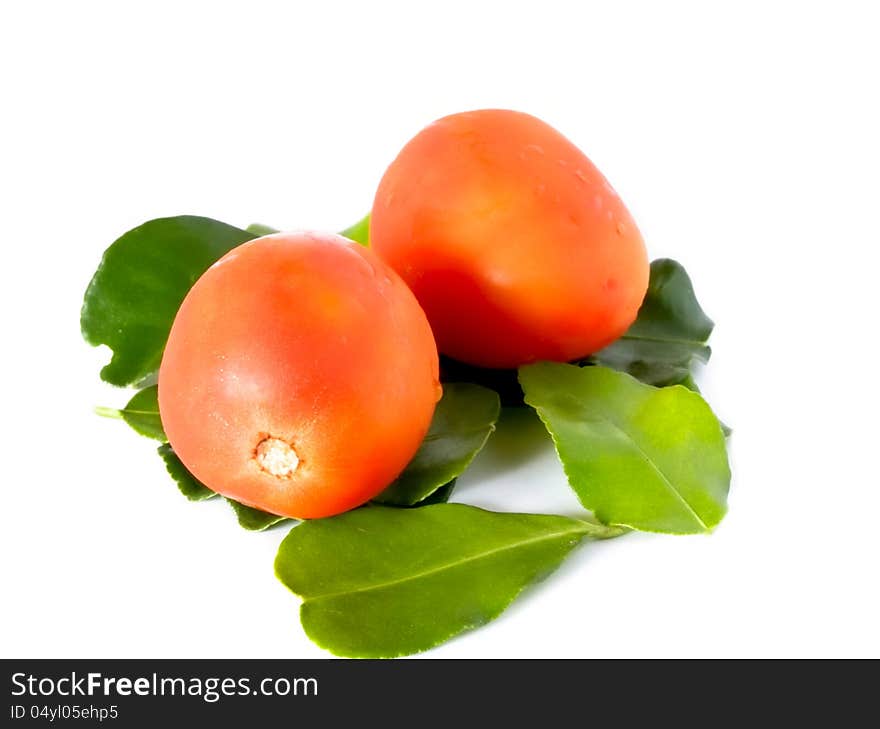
574, 519, 629, 540
94, 406, 123, 420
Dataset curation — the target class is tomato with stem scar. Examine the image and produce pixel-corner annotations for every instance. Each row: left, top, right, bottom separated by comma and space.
158, 232, 441, 519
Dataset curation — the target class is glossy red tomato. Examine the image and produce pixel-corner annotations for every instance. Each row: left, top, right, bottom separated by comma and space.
158, 232, 440, 519
370, 109, 649, 368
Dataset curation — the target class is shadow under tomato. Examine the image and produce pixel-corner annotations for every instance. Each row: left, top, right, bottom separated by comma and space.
439, 356, 526, 407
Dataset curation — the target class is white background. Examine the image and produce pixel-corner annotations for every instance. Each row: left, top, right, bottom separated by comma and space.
2, 1, 878, 658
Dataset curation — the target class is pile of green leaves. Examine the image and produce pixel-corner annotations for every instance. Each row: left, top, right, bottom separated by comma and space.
82, 214, 730, 657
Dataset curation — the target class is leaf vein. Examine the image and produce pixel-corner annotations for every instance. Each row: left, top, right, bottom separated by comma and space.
303, 525, 590, 602
592, 414, 709, 531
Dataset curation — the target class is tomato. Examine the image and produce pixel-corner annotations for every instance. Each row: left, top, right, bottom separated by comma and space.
158, 232, 440, 519
370, 109, 649, 369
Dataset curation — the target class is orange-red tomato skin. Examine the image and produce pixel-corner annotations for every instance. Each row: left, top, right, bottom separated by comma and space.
370, 109, 650, 368
158, 232, 440, 519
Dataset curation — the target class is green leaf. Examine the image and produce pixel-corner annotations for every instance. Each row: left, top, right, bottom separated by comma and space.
414, 479, 457, 506
157, 444, 216, 501
375, 384, 501, 506
340, 213, 370, 246
81, 216, 256, 386
519, 363, 730, 534
245, 223, 280, 236
227, 499, 291, 531
590, 258, 714, 386
679, 374, 732, 437
382, 479, 458, 509
275, 504, 623, 658
108, 386, 165, 441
